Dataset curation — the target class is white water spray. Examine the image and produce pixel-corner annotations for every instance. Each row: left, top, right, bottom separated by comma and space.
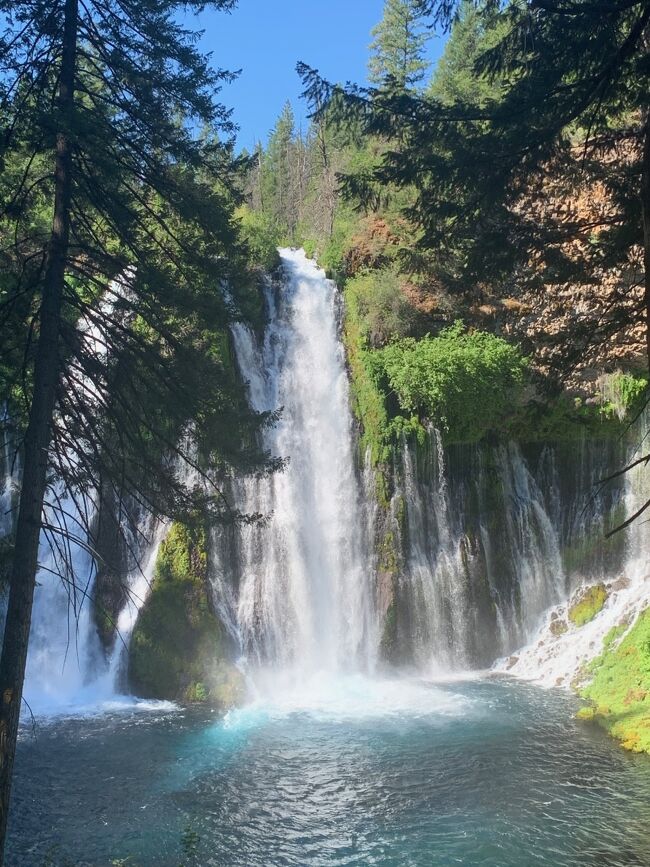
219, 249, 378, 684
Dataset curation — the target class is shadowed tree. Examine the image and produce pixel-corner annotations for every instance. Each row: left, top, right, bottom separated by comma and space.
300, 0, 650, 366
0, 1, 277, 858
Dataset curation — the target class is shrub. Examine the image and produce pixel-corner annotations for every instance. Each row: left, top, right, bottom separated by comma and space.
376, 322, 529, 442
599, 370, 648, 421
346, 269, 420, 347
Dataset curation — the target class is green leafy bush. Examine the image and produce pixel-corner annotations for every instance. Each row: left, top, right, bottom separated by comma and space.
376, 322, 529, 442
600, 371, 648, 420
235, 204, 281, 271
346, 269, 419, 347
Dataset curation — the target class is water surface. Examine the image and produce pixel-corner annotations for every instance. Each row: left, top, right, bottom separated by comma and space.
8, 676, 650, 866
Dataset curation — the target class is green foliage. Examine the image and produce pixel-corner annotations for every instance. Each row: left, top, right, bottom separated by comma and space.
568, 583, 608, 627
258, 101, 298, 241
128, 523, 244, 707
343, 281, 392, 467
427, 1, 508, 107
235, 205, 281, 272
579, 608, 650, 753
376, 322, 529, 442
346, 269, 420, 346
505, 397, 625, 444
600, 371, 648, 421
0, 0, 275, 537
301, 0, 650, 374
368, 0, 431, 89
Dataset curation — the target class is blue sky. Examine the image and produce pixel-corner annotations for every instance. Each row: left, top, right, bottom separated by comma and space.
185, 1, 445, 152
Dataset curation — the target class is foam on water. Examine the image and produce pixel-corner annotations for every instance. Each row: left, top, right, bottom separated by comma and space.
224, 671, 471, 729
22, 695, 179, 723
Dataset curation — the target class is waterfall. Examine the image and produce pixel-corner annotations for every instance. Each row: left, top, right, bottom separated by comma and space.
12, 284, 169, 714
502, 413, 650, 685
215, 249, 378, 679
7, 245, 649, 711
21, 490, 166, 712
389, 426, 634, 677
215, 248, 647, 690
391, 434, 570, 671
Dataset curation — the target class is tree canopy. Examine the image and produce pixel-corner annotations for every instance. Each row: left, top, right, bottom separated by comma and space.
368, 0, 432, 90
0, 1, 274, 857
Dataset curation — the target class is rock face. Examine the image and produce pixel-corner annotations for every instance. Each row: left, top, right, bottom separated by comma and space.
476, 141, 646, 395
127, 522, 245, 707
91, 484, 132, 651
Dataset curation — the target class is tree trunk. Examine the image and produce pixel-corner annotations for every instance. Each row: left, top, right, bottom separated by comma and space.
0, 0, 78, 859
642, 111, 650, 374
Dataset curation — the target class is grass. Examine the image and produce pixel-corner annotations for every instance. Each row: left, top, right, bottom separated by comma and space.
578, 608, 650, 753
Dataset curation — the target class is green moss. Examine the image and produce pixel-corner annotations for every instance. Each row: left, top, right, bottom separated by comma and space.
602, 623, 627, 649
379, 598, 398, 661
378, 530, 399, 574
568, 583, 608, 627
128, 522, 244, 708
575, 706, 596, 721
578, 608, 650, 753
343, 283, 392, 467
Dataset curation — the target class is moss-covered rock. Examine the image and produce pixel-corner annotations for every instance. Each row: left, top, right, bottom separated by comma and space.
577, 608, 650, 754
127, 522, 244, 708
568, 583, 608, 627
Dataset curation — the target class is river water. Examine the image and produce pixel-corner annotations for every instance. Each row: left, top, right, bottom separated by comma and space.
9, 675, 650, 866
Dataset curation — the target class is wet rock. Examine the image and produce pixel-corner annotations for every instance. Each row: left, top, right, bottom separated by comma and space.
610, 574, 631, 592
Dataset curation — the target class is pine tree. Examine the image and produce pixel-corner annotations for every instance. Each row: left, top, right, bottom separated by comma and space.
302, 0, 650, 366
261, 101, 297, 237
368, 0, 431, 90
0, 2, 273, 858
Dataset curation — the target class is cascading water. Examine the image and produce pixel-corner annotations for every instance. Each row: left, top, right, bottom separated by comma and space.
217, 249, 377, 683
8, 246, 649, 714
22, 494, 166, 712
390, 434, 572, 671
388, 424, 635, 678
12, 287, 171, 714
502, 413, 650, 685
214, 248, 648, 694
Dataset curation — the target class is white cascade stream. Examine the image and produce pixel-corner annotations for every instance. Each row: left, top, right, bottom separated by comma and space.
217, 249, 378, 685
2, 288, 171, 715
498, 414, 650, 685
